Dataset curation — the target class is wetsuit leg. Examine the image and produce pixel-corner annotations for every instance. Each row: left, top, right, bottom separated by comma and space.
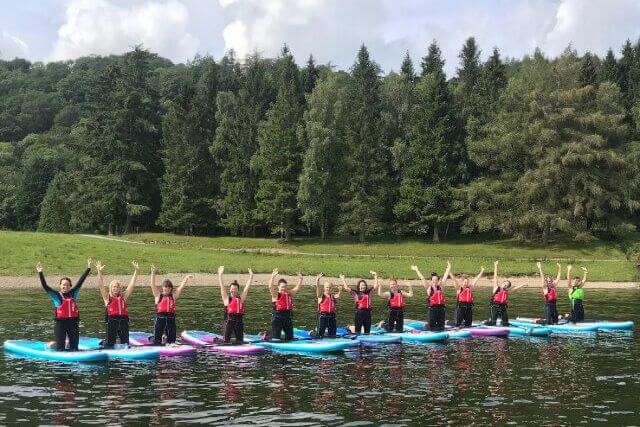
500, 305, 509, 325
271, 313, 284, 340
551, 302, 558, 324
234, 316, 244, 343
460, 303, 473, 327
105, 317, 118, 348
282, 311, 294, 341
435, 306, 446, 331
318, 314, 328, 338
362, 310, 372, 334
118, 317, 129, 345
153, 315, 167, 345
327, 314, 337, 337
454, 304, 463, 327
385, 309, 396, 332
54, 319, 67, 351
488, 304, 498, 326
354, 310, 364, 334
223, 317, 234, 343
396, 310, 404, 332
428, 306, 437, 329
67, 318, 80, 351
164, 316, 177, 343
574, 300, 585, 322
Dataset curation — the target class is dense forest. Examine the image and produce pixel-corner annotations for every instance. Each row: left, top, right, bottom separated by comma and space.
1, 37, 640, 242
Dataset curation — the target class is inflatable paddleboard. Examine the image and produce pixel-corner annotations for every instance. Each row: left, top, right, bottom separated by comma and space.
355, 334, 402, 345
515, 317, 633, 331
78, 337, 160, 360
180, 331, 266, 355
388, 331, 449, 343
254, 338, 358, 353
484, 326, 551, 337
4, 340, 107, 363
510, 320, 598, 333
447, 330, 473, 339
128, 332, 197, 356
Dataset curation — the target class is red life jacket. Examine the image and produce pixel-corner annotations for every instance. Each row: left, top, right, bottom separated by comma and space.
106, 295, 129, 317
544, 287, 557, 302
156, 294, 175, 314
318, 294, 336, 314
354, 291, 371, 310
274, 292, 293, 311
493, 289, 509, 305
458, 287, 474, 303
389, 291, 405, 309
226, 296, 245, 314
55, 293, 79, 319
429, 286, 446, 306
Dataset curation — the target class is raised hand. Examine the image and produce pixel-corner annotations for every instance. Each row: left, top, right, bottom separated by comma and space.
536, 261, 542, 269
96, 261, 105, 274
248, 268, 253, 275
315, 273, 323, 282
369, 270, 377, 276
151, 264, 157, 275
580, 267, 588, 272
87, 257, 94, 269
131, 261, 139, 272
218, 266, 224, 275
567, 264, 573, 271
494, 260, 499, 268
556, 262, 561, 269
271, 268, 279, 277
339, 274, 345, 280
36, 262, 43, 273
410, 265, 419, 272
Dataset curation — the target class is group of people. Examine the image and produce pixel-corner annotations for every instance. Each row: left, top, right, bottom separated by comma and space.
36, 259, 589, 351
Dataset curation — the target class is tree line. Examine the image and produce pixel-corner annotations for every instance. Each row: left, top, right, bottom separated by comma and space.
1, 37, 639, 242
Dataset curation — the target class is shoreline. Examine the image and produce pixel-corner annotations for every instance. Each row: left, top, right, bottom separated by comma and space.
3, 274, 638, 289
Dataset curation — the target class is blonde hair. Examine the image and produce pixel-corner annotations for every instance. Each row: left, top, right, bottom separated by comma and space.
109, 280, 122, 296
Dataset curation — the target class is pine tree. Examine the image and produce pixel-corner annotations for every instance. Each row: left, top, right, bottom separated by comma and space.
599, 48, 618, 83
579, 52, 598, 87
38, 172, 71, 232
400, 51, 415, 82
456, 37, 482, 116
339, 45, 390, 242
297, 74, 347, 238
395, 44, 467, 241
254, 46, 304, 241
421, 41, 445, 76
301, 54, 320, 94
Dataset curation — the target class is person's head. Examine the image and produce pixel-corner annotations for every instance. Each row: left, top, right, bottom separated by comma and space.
461, 274, 470, 288
544, 275, 554, 286
572, 276, 581, 286
389, 278, 399, 291
323, 282, 334, 294
357, 279, 368, 292
229, 280, 240, 296
162, 279, 174, 295
501, 280, 512, 290
59, 277, 72, 293
277, 278, 288, 293
109, 280, 122, 296
430, 272, 440, 286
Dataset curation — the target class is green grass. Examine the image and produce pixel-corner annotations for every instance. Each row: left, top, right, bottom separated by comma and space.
1, 231, 637, 281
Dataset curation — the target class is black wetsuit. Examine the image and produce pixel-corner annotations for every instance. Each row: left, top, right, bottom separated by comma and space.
154, 294, 176, 345
427, 286, 446, 331
351, 288, 373, 334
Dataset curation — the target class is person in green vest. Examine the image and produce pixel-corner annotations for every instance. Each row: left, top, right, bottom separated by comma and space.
567, 264, 588, 322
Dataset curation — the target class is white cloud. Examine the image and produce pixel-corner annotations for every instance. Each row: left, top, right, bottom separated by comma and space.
0, 31, 29, 59
49, 0, 199, 63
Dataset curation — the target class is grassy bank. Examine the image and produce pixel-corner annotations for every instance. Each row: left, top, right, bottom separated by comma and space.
1, 231, 637, 281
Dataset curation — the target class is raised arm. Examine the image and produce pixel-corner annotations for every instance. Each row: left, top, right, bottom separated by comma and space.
493, 261, 499, 293
554, 263, 562, 285
340, 274, 351, 293
370, 270, 379, 292
536, 261, 545, 288
268, 269, 279, 300
72, 258, 93, 297
315, 273, 323, 300
36, 262, 54, 293
241, 268, 253, 301
410, 265, 428, 290
404, 281, 414, 298
510, 283, 527, 293
580, 267, 588, 287
123, 261, 139, 300
218, 266, 229, 305
566, 265, 573, 288
290, 272, 303, 296
174, 274, 193, 300
377, 276, 390, 298
150, 264, 160, 299
441, 261, 452, 286
471, 267, 485, 287
96, 260, 108, 304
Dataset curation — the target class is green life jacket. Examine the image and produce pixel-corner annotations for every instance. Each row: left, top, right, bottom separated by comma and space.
569, 287, 584, 301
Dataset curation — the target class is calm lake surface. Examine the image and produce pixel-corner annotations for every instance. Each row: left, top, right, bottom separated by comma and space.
0, 286, 637, 425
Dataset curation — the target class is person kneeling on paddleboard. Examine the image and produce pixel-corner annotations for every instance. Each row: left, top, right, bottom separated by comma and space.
487, 261, 525, 326
412, 263, 451, 331
97, 260, 139, 348
316, 274, 341, 338
567, 264, 588, 322
268, 269, 302, 341
536, 261, 561, 324
449, 264, 484, 327
341, 272, 379, 335
37, 258, 92, 351
150, 264, 192, 345
218, 266, 253, 344
378, 277, 413, 332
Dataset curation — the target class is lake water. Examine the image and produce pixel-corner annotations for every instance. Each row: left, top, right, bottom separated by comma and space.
0, 286, 637, 425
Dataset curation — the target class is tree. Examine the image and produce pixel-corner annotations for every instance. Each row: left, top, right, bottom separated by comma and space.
455, 37, 482, 120
400, 51, 415, 82
301, 54, 320, 94
338, 45, 390, 242
579, 52, 598, 87
599, 48, 617, 83
254, 46, 304, 241
421, 40, 445, 76
297, 74, 347, 238
38, 172, 71, 232
395, 43, 467, 241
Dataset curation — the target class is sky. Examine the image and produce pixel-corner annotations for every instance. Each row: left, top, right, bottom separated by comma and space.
1, 0, 640, 76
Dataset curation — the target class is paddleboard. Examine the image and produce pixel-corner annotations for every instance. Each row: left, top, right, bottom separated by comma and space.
388, 331, 449, 343
128, 332, 197, 356
254, 338, 358, 353
180, 331, 266, 355
78, 337, 160, 360
4, 340, 107, 363
510, 320, 598, 333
